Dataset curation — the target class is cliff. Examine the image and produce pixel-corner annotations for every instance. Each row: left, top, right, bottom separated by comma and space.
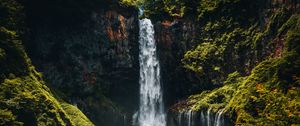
0, 0, 93, 125
141, 0, 300, 125
23, 0, 140, 126
1, 0, 140, 125
1, 0, 299, 125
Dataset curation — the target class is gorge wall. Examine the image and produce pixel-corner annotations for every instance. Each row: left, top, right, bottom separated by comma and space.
1, 0, 300, 125
144, 0, 300, 125
0, 0, 94, 125
23, 1, 140, 126
154, 0, 300, 105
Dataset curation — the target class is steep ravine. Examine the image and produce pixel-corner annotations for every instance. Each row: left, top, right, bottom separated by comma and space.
1, 0, 300, 125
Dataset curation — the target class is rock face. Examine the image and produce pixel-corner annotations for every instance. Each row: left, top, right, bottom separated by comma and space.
24, 1, 140, 126
0, 0, 94, 125
154, 19, 205, 107
150, 0, 300, 125
153, 0, 300, 107
16, 0, 299, 125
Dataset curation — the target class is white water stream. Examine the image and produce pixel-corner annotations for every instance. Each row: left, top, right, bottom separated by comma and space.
134, 11, 166, 126
134, 8, 226, 126
177, 108, 225, 126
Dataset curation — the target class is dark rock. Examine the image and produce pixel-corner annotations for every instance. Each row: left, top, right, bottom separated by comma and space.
24, 1, 140, 126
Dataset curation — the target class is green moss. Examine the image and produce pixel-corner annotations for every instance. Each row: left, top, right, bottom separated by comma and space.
0, 0, 94, 125
284, 16, 300, 54
120, 0, 142, 7
61, 103, 94, 126
182, 53, 300, 125
182, 23, 267, 85
176, 10, 300, 125
228, 56, 300, 125
182, 72, 245, 113
0, 109, 23, 125
0, 74, 95, 126
0, 48, 5, 60
182, 42, 225, 76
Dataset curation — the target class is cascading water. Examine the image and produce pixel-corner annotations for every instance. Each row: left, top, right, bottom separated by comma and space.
201, 111, 206, 126
207, 108, 212, 126
214, 109, 225, 126
134, 8, 227, 126
178, 112, 183, 126
175, 108, 226, 126
187, 110, 192, 126
134, 9, 166, 126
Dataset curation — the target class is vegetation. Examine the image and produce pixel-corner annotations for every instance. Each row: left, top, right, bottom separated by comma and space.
137, 0, 300, 125
174, 10, 300, 126
180, 3, 294, 86
1, 0, 299, 125
0, 0, 94, 125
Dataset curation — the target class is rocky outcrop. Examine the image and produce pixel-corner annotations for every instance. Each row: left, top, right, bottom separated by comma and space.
24, 1, 140, 126
154, 19, 208, 107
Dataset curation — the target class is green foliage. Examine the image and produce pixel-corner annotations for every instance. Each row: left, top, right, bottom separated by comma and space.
162, 0, 185, 17
120, 0, 142, 7
0, 74, 94, 126
179, 13, 300, 125
179, 2, 298, 86
227, 55, 300, 125
136, 0, 198, 19
0, 0, 24, 30
182, 42, 225, 77
197, 0, 226, 20
0, 109, 23, 125
224, 71, 242, 85
139, 0, 266, 22
284, 15, 300, 54
183, 53, 300, 125
0, 48, 5, 60
0, 0, 31, 80
61, 103, 94, 126
0, 0, 94, 125
182, 24, 267, 85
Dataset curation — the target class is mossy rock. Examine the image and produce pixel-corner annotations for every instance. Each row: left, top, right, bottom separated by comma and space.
176, 13, 300, 125
0, 0, 94, 125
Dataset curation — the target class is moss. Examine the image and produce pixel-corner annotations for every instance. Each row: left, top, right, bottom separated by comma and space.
185, 72, 245, 113
182, 52, 300, 125
0, 0, 94, 125
226, 57, 299, 125
175, 10, 300, 125
120, 0, 142, 7
61, 103, 94, 126
182, 42, 225, 76
265, 8, 291, 37
0, 48, 5, 60
0, 74, 95, 126
0, 109, 23, 125
182, 23, 267, 85
284, 15, 300, 54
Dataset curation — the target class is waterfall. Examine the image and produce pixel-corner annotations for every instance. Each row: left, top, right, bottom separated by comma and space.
207, 108, 212, 126
187, 110, 192, 126
123, 115, 126, 126
201, 111, 206, 126
134, 10, 166, 126
214, 109, 225, 126
178, 112, 182, 126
